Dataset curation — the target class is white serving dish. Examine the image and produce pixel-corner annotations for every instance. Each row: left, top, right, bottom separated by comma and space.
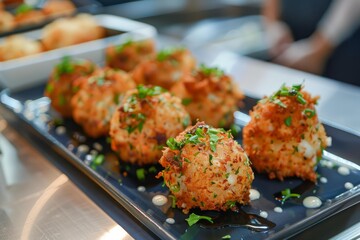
0, 14, 157, 91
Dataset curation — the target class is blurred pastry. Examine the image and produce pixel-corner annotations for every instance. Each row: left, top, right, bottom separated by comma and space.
0, 10, 15, 32
42, 14, 105, 50
0, 35, 42, 61
42, 0, 76, 18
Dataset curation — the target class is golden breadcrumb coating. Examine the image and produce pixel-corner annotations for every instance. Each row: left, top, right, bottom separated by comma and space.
106, 39, 156, 72
71, 68, 135, 138
132, 48, 196, 90
42, 14, 105, 50
110, 85, 191, 165
158, 122, 254, 214
171, 64, 244, 128
44, 57, 96, 117
243, 84, 328, 182
0, 35, 43, 61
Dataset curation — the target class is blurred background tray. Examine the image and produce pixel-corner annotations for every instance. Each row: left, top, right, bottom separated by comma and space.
0, 14, 157, 91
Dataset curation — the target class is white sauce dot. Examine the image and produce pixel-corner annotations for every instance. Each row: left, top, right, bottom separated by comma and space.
320, 177, 328, 183
137, 186, 146, 192
303, 196, 322, 208
250, 189, 260, 201
152, 195, 168, 206
166, 218, 175, 224
77, 144, 89, 154
55, 126, 66, 135
227, 174, 236, 185
274, 207, 283, 213
344, 182, 354, 190
338, 166, 350, 176
93, 142, 103, 151
259, 211, 268, 218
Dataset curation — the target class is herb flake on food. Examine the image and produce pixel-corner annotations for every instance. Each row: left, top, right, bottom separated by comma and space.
181, 98, 192, 106
185, 213, 213, 227
136, 168, 146, 181
199, 63, 224, 77
56, 56, 75, 77
15, 4, 33, 15
284, 116, 292, 127
91, 154, 105, 169
280, 188, 300, 204
222, 235, 231, 239
304, 109, 316, 118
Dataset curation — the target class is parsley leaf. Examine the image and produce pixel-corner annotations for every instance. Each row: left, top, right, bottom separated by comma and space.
199, 63, 224, 77
280, 188, 300, 204
185, 213, 213, 226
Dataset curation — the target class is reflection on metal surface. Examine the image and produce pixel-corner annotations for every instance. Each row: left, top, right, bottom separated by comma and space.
20, 174, 68, 240
0, 120, 132, 240
100, 226, 134, 240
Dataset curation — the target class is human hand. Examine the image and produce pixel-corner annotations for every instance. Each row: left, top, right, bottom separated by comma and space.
265, 21, 294, 58
273, 33, 333, 75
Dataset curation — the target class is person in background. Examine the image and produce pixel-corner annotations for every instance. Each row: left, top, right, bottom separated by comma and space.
263, 0, 360, 86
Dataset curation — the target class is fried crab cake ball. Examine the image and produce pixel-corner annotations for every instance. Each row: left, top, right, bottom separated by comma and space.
42, 14, 105, 50
109, 85, 191, 165
158, 122, 254, 214
132, 47, 196, 89
106, 39, 156, 72
44, 57, 96, 117
243, 84, 329, 182
71, 68, 136, 138
171, 64, 244, 128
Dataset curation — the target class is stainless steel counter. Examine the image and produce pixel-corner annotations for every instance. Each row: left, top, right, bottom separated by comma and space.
0, 37, 359, 239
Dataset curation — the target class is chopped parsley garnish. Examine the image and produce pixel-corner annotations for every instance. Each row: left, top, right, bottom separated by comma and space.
304, 109, 316, 118
113, 93, 120, 104
116, 39, 133, 53
45, 84, 54, 93
15, 4, 33, 15
148, 166, 157, 173
123, 86, 165, 134
284, 116, 292, 127
199, 63, 224, 77
181, 98, 192, 106
209, 154, 213, 166
264, 83, 307, 108
169, 195, 177, 208
156, 47, 183, 61
230, 124, 241, 137
280, 188, 300, 204
136, 168, 146, 181
222, 235, 231, 239
125, 113, 146, 134
185, 213, 213, 227
91, 154, 105, 169
166, 125, 223, 152
225, 200, 237, 209
137, 85, 165, 99
182, 115, 190, 128
55, 56, 75, 78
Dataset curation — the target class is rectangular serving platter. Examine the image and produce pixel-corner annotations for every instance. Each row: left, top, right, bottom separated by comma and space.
0, 82, 359, 240
0, 14, 157, 91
